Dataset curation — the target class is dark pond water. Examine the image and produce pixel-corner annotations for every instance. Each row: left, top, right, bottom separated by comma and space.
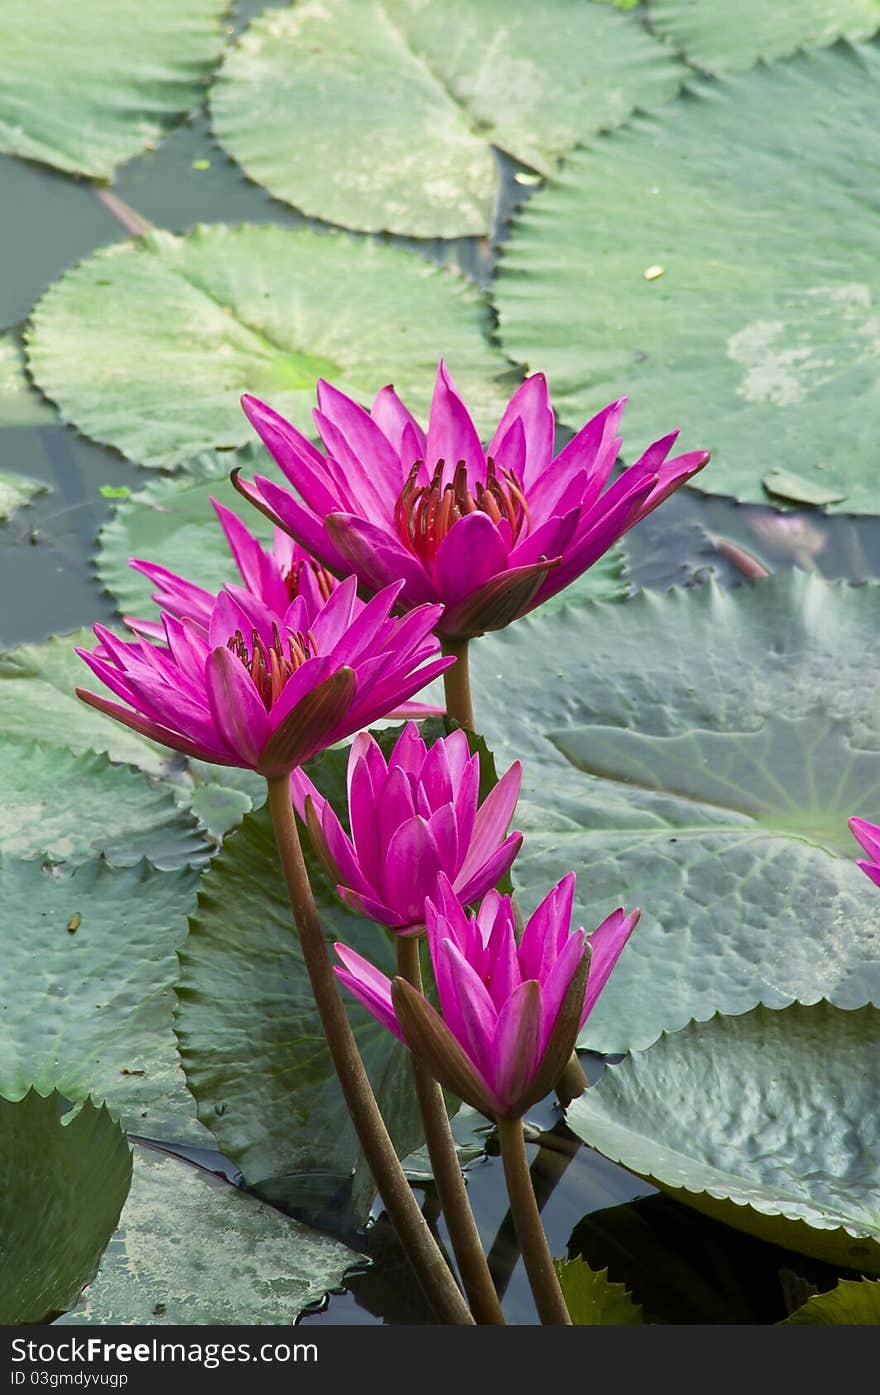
1, 41, 872, 1324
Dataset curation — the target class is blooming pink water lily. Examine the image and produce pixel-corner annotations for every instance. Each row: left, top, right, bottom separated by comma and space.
335, 873, 639, 1119
125, 498, 440, 720
76, 577, 452, 778
849, 817, 880, 889
292, 721, 522, 934
234, 361, 710, 639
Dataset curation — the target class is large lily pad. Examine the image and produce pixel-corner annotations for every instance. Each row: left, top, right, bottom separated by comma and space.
177, 792, 425, 1217
57, 1145, 360, 1325
0, 854, 205, 1141
469, 572, 880, 1052
566, 1003, 880, 1271
210, 0, 684, 238
0, 0, 229, 178
0, 740, 207, 869
783, 1278, 880, 1324
0, 1091, 131, 1325
26, 224, 514, 470
647, 0, 880, 74
495, 40, 880, 512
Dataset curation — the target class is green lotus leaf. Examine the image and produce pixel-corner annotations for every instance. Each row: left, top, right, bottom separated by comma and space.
0, 740, 207, 869
26, 224, 515, 470
495, 40, 880, 512
783, 1277, 880, 1324
57, 1145, 361, 1325
0, 1090, 131, 1325
0, 0, 229, 178
647, 0, 880, 74
0, 853, 205, 1141
566, 1002, 880, 1271
211, 0, 684, 238
469, 572, 880, 1052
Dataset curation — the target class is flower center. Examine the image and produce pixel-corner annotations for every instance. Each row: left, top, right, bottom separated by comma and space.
282, 558, 335, 604
394, 458, 531, 563
227, 623, 317, 711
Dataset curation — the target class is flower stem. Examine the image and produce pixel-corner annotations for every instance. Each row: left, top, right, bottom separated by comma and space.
266, 776, 474, 1326
440, 637, 476, 730
396, 936, 505, 1325
495, 1115, 572, 1325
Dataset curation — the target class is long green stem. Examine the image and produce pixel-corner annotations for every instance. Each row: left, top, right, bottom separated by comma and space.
396, 937, 505, 1325
441, 637, 476, 730
266, 777, 474, 1326
495, 1116, 571, 1325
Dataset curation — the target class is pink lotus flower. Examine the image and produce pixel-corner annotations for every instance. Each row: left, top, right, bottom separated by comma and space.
76, 578, 452, 778
335, 873, 639, 1119
849, 817, 880, 889
292, 721, 523, 935
125, 498, 440, 720
234, 361, 710, 639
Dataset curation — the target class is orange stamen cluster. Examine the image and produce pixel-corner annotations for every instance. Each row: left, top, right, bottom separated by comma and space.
395, 458, 531, 563
282, 557, 335, 604
227, 624, 317, 710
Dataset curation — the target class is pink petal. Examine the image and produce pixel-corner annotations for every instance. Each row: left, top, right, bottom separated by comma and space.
211, 498, 289, 615
487, 373, 555, 490
370, 384, 426, 462
456, 761, 522, 886
240, 393, 339, 513
518, 873, 577, 981
431, 512, 511, 607
490, 980, 543, 1113
454, 830, 522, 908
425, 361, 486, 483
233, 470, 349, 574
383, 814, 445, 924
205, 646, 271, 766
334, 945, 403, 1040
325, 513, 437, 604
434, 938, 498, 1083
850, 817, 880, 863
316, 378, 405, 509
337, 885, 410, 930
581, 908, 640, 1026
539, 930, 587, 1056
75, 687, 233, 764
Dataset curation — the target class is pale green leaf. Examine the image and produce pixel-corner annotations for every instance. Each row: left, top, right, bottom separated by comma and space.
496, 41, 880, 512
566, 1002, 880, 1271
211, 0, 684, 237
648, 0, 880, 73
27, 224, 515, 470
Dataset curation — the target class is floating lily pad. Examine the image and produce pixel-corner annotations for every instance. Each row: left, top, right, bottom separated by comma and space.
554, 1256, 643, 1324
26, 224, 514, 470
0, 470, 47, 521
0, 0, 229, 178
0, 1090, 131, 1325
496, 41, 880, 512
647, 0, 880, 74
57, 1145, 360, 1325
469, 572, 880, 1052
783, 1277, 880, 1324
211, 0, 684, 237
178, 793, 425, 1217
0, 854, 205, 1141
566, 1003, 880, 1271
0, 740, 207, 869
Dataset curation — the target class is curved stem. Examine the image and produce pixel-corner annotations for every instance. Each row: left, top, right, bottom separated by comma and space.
266, 776, 474, 1326
495, 1116, 571, 1325
396, 937, 505, 1325
440, 637, 476, 730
